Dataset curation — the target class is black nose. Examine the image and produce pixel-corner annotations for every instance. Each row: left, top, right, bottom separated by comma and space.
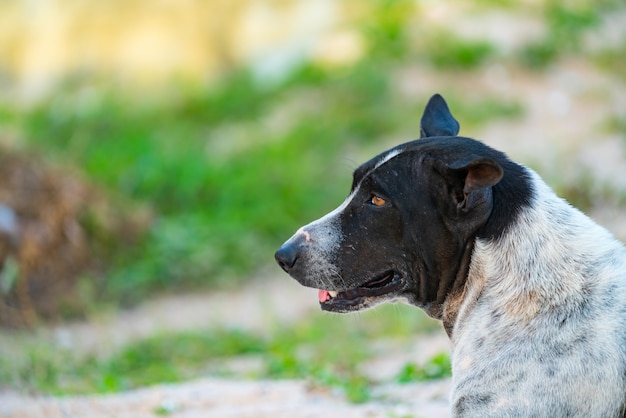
275, 242, 299, 273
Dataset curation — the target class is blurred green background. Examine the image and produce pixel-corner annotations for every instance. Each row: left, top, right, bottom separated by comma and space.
1, 0, 626, 408
0, 0, 625, 325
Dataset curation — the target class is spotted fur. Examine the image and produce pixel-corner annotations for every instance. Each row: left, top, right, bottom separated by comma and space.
451, 170, 626, 417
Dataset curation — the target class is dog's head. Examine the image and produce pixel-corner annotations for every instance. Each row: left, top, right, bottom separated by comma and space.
275, 94, 529, 317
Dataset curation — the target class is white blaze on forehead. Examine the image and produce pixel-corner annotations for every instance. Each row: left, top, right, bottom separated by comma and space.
300, 147, 405, 239
374, 148, 403, 170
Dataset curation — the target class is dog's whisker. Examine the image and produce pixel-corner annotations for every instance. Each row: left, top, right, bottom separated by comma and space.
330, 268, 347, 289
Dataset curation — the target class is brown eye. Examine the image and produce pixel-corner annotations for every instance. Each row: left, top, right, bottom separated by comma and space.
371, 196, 386, 207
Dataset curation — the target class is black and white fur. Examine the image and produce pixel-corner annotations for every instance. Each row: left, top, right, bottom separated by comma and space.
275, 94, 626, 417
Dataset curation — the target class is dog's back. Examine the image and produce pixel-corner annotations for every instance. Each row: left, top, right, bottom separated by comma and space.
451, 169, 626, 417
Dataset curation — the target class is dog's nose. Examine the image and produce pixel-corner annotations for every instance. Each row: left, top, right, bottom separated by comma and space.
275, 242, 299, 273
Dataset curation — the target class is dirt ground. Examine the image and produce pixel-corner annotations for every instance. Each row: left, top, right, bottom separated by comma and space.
0, 276, 453, 418
0, 378, 451, 418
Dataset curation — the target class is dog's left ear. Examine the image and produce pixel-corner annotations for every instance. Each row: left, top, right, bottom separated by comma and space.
420, 94, 460, 138
444, 156, 503, 211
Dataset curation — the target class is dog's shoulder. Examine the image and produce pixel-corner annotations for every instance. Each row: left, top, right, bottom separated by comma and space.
451, 168, 626, 417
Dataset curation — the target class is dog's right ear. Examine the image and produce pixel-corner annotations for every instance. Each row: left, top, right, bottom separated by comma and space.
420, 94, 460, 138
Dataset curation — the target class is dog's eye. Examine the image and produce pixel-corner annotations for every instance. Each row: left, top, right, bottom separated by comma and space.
371, 195, 386, 207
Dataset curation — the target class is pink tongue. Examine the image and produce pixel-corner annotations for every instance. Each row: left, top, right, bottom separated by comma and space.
318, 289, 330, 303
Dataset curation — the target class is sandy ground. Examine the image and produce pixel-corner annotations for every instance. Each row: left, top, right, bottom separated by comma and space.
0, 275, 453, 418
0, 378, 451, 418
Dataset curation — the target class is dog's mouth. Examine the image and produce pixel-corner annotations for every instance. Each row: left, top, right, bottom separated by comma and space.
317, 271, 405, 312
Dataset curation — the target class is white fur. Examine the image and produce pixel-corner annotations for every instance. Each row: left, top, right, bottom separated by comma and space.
451, 168, 626, 417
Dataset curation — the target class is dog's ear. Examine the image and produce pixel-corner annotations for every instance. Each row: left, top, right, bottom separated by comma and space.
442, 156, 503, 211
420, 94, 460, 138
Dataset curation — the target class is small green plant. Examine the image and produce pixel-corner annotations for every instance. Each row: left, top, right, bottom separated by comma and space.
396, 352, 452, 383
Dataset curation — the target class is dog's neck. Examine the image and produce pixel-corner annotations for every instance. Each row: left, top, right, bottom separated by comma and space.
443, 169, 624, 340
420, 238, 474, 337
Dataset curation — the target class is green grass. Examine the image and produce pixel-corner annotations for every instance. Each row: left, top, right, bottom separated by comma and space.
0, 304, 443, 403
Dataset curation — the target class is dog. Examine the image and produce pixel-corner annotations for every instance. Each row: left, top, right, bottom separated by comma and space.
275, 94, 626, 417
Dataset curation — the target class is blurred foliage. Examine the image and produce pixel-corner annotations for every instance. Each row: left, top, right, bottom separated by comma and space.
551, 169, 626, 214
0, 304, 441, 402
361, 0, 416, 60
593, 45, 626, 80
396, 353, 452, 383
17, 61, 526, 303
519, 0, 623, 68
361, 0, 496, 68
422, 31, 495, 70
0, 0, 621, 310
21, 72, 353, 301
